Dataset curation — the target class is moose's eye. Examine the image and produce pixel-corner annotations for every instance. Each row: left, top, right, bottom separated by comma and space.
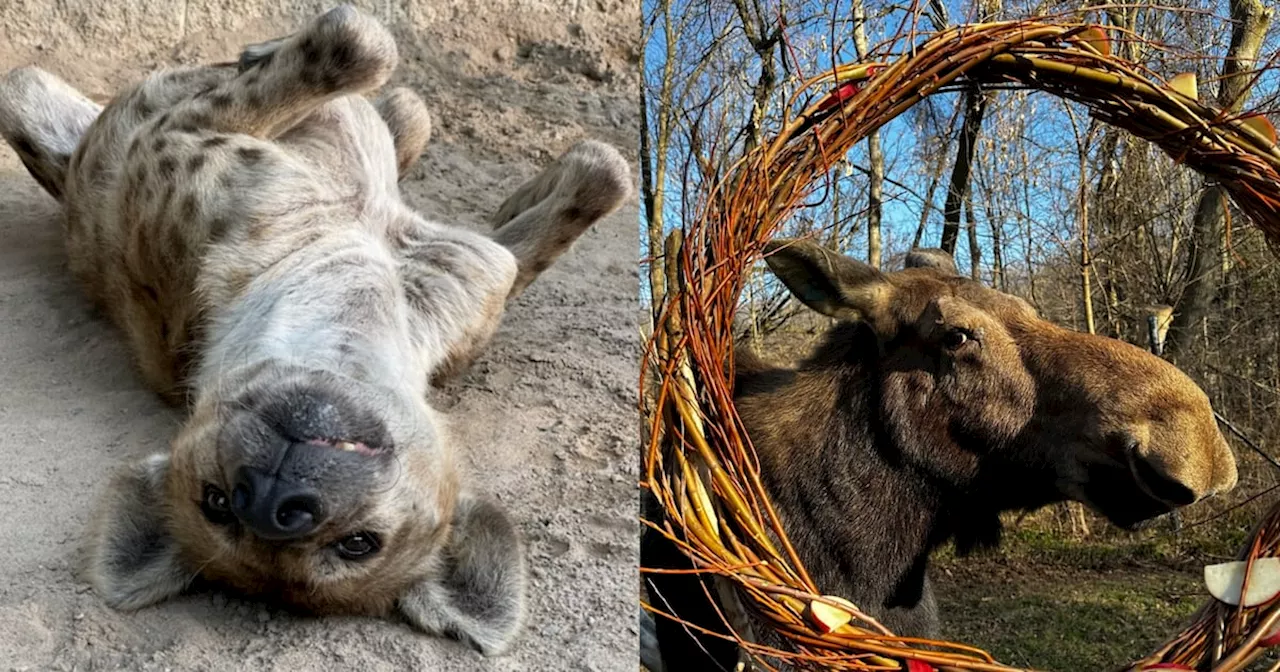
201, 484, 236, 525
942, 328, 970, 350
335, 532, 382, 560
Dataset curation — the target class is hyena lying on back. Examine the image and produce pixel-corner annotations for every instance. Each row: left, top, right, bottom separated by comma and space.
0, 5, 628, 655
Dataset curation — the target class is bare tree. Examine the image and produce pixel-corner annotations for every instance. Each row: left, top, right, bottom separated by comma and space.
852, 0, 884, 267
1167, 0, 1273, 356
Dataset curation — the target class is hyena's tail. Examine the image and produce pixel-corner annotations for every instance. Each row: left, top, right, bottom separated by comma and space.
0, 66, 102, 201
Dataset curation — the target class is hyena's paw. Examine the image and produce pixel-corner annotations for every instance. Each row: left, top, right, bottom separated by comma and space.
375, 87, 432, 178
490, 140, 630, 231
240, 4, 398, 96
489, 140, 630, 298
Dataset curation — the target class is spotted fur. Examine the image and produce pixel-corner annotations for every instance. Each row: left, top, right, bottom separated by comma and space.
0, 5, 629, 656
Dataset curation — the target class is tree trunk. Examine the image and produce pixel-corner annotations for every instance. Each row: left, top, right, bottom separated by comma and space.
730, 0, 781, 151
852, 0, 883, 268
912, 157, 945, 249
940, 86, 988, 254
1167, 0, 1272, 356
965, 189, 981, 280
939, 0, 1000, 254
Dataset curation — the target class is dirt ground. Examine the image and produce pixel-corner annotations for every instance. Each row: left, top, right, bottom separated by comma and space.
0, 2, 640, 670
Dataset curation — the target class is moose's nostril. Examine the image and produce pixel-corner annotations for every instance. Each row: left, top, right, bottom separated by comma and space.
1130, 452, 1199, 507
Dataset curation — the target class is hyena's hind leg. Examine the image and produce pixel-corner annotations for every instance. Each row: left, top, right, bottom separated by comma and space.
162, 4, 396, 141
375, 87, 431, 179
0, 67, 102, 200
489, 140, 630, 299
424, 141, 630, 385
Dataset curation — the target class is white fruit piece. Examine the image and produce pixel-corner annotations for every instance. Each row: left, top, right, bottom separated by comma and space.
1204, 558, 1280, 607
807, 596, 857, 634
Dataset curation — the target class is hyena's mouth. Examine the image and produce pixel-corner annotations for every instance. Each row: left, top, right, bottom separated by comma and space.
305, 437, 382, 457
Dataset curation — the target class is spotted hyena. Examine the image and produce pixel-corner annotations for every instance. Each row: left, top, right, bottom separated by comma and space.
0, 4, 629, 655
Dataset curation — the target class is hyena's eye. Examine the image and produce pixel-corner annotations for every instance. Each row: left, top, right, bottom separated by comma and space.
335, 532, 381, 560
201, 484, 236, 525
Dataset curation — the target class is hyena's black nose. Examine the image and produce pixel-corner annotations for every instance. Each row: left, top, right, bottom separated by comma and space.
230, 466, 326, 540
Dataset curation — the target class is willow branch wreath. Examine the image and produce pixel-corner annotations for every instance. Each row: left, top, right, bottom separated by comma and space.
641, 19, 1280, 672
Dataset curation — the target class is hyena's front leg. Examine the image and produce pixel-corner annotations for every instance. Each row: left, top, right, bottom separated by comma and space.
489, 140, 630, 299
164, 4, 396, 140
0, 66, 102, 200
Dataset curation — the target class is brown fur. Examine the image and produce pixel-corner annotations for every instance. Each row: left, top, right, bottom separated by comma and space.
1, 5, 629, 656
645, 239, 1236, 669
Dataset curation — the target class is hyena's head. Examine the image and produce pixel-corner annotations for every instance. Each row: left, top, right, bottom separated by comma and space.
84, 368, 525, 656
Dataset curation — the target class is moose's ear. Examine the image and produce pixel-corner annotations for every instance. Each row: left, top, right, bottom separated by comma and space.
764, 238, 892, 326
904, 248, 959, 275
398, 494, 527, 656
84, 454, 191, 610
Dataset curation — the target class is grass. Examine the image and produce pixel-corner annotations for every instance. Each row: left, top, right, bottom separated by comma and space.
931, 516, 1270, 671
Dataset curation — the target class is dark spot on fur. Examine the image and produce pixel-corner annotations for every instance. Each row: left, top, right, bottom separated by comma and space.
154, 111, 172, 128
201, 136, 229, 149
142, 285, 159, 302
132, 163, 148, 185
187, 154, 207, 173
236, 147, 265, 164
157, 157, 177, 178
180, 194, 199, 220
245, 89, 264, 109
11, 135, 36, 158
328, 40, 359, 71
209, 217, 231, 241
321, 70, 343, 92
209, 92, 235, 109
152, 137, 168, 153
128, 136, 143, 157
300, 35, 322, 63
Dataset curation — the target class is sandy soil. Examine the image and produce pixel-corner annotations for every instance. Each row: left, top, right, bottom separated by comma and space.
0, 3, 640, 670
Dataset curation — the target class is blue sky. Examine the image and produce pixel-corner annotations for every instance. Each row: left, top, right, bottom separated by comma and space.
638, 0, 1276, 305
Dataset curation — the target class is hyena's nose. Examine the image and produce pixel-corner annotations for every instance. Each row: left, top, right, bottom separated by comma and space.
230, 466, 326, 540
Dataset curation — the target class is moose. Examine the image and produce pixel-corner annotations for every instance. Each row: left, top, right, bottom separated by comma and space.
643, 239, 1237, 668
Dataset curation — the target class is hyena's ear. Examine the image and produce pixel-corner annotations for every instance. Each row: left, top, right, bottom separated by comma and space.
84, 454, 191, 609
398, 494, 527, 656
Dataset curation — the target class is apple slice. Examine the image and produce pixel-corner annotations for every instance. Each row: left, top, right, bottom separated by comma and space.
806, 596, 856, 633
1070, 26, 1111, 56
1261, 622, 1280, 647
1240, 113, 1278, 145
1168, 72, 1198, 101
1204, 557, 1280, 607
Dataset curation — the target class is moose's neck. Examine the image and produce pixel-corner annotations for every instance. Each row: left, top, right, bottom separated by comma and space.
735, 324, 1001, 619
194, 232, 426, 399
